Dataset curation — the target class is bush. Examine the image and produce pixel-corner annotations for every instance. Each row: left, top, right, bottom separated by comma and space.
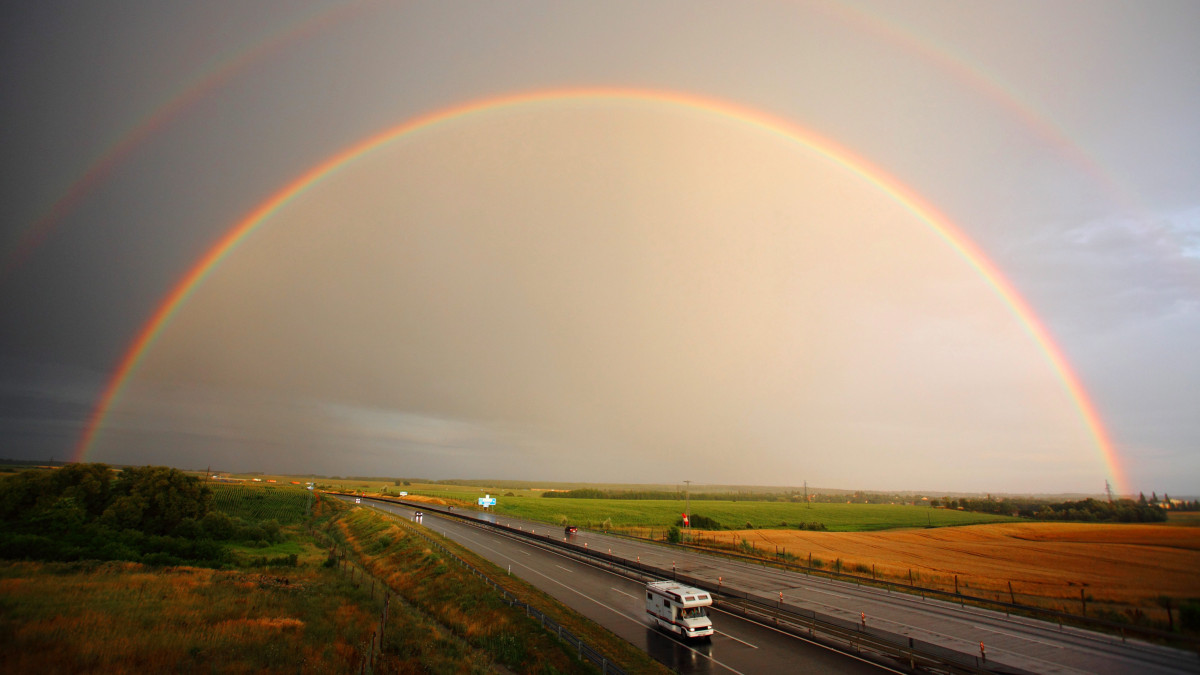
1179, 601, 1200, 633
666, 526, 681, 544
676, 514, 722, 529
248, 553, 299, 568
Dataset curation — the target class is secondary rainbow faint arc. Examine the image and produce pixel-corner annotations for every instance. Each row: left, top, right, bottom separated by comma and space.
73, 87, 1129, 495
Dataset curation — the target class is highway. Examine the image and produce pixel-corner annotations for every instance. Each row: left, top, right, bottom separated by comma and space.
343, 496, 891, 674
340, 496, 1199, 674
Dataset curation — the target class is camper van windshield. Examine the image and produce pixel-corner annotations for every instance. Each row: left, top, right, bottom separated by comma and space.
679, 607, 707, 619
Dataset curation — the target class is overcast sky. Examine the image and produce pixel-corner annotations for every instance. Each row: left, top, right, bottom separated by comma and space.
1, 1, 1197, 495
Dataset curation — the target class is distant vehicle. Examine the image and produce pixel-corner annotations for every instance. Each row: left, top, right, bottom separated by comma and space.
564, 525, 578, 535
645, 580, 714, 639
354, 497, 361, 504
399, 491, 408, 497
413, 511, 423, 522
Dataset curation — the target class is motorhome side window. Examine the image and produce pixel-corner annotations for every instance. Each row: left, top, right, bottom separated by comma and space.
647, 594, 652, 600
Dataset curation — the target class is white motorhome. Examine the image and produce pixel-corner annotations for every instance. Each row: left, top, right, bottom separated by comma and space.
645, 580, 714, 639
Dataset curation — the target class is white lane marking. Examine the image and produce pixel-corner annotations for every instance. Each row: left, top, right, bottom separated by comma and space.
806, 588, 851, 599
715, 630, 758, 649
452, 530, 747, 675
710, 606, 905, 675
555, 564, 573, 573
611, 587, 637, 599
973, 625, 1065, 649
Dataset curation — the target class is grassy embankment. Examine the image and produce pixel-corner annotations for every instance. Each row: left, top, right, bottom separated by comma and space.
335, 503, 667, 675
1, 482, 667, 674
1, 487, 385, 673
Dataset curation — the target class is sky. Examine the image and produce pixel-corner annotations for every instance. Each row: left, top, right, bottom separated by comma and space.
1, 1, 1197, 495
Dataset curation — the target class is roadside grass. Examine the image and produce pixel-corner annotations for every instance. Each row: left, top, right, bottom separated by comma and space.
0, 558, 384, 674
336, 503, 669, 675
485, 497, 1016, 532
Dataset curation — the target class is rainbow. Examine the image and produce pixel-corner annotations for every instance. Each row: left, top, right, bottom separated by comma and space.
72, 87, 1129, 494
0, 1, 366, 280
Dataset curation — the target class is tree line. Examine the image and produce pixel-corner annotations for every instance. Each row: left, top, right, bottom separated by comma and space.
932, 496, 1168, 523
0, 464, 287, 566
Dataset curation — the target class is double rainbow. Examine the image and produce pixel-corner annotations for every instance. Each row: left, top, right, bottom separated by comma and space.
72, 87, 1128, 494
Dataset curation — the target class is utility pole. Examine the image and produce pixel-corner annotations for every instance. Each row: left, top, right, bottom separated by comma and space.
804, 481, 810, 508
1105, 480, 1114, 504
683, 480, 692, 531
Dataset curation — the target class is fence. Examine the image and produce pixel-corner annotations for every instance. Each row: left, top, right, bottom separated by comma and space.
330, 506, 627, 675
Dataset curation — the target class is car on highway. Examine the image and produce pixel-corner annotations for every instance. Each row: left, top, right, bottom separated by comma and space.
564, 525, 578, 535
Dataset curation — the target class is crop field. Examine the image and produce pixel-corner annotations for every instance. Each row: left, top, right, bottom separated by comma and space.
488, 497, 1016, 532
703, 521, 1200, 622
209, 483, 313, 525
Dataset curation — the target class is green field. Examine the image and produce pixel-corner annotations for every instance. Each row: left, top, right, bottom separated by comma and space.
209, 483, 313, 524
489, 498, 1018, 532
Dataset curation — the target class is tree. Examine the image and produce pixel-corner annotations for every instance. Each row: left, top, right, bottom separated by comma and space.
100, 466, 211, 536
1155, 596, 1175, 632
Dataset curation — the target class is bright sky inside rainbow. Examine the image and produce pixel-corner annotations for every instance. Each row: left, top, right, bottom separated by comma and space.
2, 2, 1197, 496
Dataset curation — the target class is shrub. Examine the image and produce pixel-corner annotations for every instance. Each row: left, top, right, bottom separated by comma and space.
676, 514, 722, 529
1180, 601, 1200, 633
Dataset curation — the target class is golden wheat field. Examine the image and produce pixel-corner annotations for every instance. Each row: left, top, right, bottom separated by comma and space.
702, 521, 1200, 612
